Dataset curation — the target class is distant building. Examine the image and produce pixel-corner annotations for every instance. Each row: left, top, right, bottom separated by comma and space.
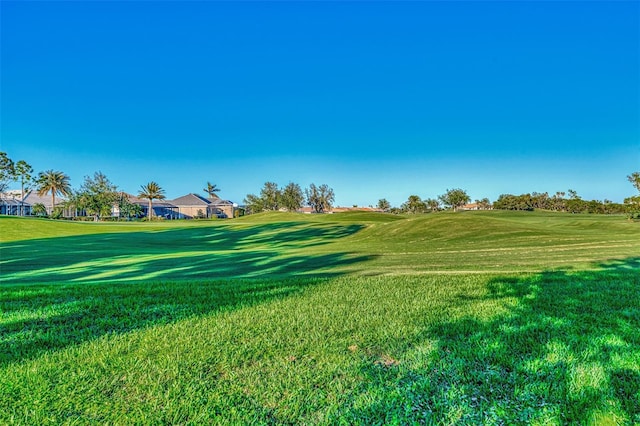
1, 189, 241, 220
461, 203, 480, 211
170, 193, 211, 218
0, 190, 28, 215
460, 202, 492, 211
22, 190, 61, 215
0, 190, 77, 216
119, 193, 179, 219
208, 198, 237, 219
111, 192, 239, 219
170, 193, 238, 219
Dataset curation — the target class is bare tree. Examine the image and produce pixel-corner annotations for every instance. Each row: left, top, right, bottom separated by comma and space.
305, 183, 335, 213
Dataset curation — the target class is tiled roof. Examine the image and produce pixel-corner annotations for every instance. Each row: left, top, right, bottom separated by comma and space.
170, 193, 234, 207
0, 198, 25, 206
121, 193, 146, 204
171, 193, 211, 206
210, 198, 234, 206
123, 192, 175, 207
23, 191, 65, 207
462, 203, 479, 209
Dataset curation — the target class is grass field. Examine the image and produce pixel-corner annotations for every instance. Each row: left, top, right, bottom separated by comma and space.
1, 211, 639, 424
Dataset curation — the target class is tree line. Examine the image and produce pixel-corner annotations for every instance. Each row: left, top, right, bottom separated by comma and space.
243, 182, 335, 214
381, 177, 640, 219
377, 188, 480, 214
0, 151, 219, 220
2, 151, 639, 219
494, 191, 611, 213
1, 151, 337, 220
492, 186, 639, 217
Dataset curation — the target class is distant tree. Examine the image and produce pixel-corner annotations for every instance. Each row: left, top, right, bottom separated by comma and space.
476, 198, 492, 210
600, 199, 626, 215
626, 172, 640, 219
260, 182, 281, 211
531, 192, 550, 210
566, 198, 587, 214
243, 182, 281, 214
401, 195, 426, 214
32, 203, 47, 217
567, 189, 580, 200
305, 183, 335, 213
377, 198, 391, 212
493, 194, 514, 210
281, 182, 304, 212
117, 192, 142, 220
243, 193, 265, 214
14, 160, 33, 216
424, 198, 440, 212
492, 191, 627, 215
493, 194, 533, 211
51, 206, 64, 219
564, 189, 584, 213
138, 181, 165, 220
0, 152, 15, 192
36, 170, 71, 215
204, 182, 221, 200
585, 199, 605, 214
624, 195, 640, 219
552, 191, 566, 212
628, 172, 640, 193
62, 191, 83, 218
304, 184, 319, 213
77, 172, 119, 221
438, 188, 470, 211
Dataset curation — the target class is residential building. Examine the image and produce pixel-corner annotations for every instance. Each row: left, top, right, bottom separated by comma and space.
1, 189, 240, 220
121, 193, 179, 219
170, 193, 238, 219
0, 190, 29, 215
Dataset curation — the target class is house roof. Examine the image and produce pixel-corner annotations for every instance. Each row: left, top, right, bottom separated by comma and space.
0, 197, 25, 206
462, 203, 479, 209
121, 193, 146, 204
23, 190, 65, 207
170, 193, 234, 207
210, 198, 234, 206
122, 192, 176, 208
171, 193, 211, 206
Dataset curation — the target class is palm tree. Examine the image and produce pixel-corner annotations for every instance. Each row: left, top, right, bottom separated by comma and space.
204, 181, 221, 200
138, 181, 165, 220
36, 170, 71, 215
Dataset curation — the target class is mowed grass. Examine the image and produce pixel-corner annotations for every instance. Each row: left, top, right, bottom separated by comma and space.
1, 212, 639, 424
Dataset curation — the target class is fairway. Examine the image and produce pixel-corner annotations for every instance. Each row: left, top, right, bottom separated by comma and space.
1, 212, 639, 424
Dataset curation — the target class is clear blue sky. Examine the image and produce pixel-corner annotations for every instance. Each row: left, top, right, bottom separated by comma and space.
2, 1, 638, 206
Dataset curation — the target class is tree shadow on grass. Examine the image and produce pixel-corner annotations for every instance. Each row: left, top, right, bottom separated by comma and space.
0, 221, 365, 284
0, 221, 374, 366
335, 257, 640, 424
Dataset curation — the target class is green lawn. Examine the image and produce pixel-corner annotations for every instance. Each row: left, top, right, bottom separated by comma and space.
1, 212, 639, 424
